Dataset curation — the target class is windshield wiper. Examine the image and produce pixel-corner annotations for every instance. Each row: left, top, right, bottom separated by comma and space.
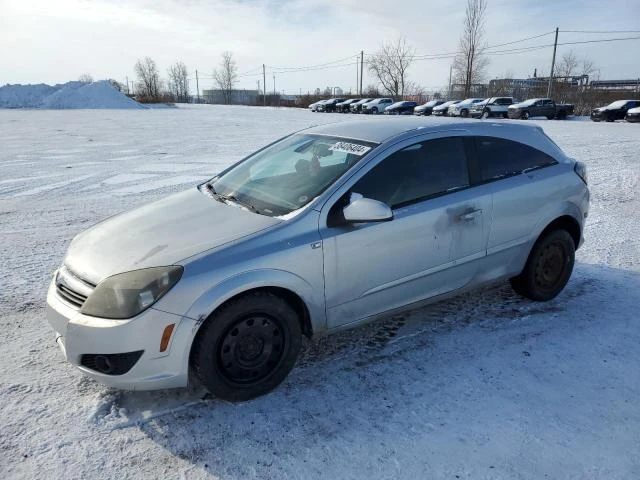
219, 193, 259, 213
204, 182, 261, 214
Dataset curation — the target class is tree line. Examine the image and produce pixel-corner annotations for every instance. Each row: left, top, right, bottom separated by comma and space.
132, 52, 238, 104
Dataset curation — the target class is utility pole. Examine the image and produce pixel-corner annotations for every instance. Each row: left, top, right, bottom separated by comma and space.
448, 65, 453, 99
125, 75, 129, 95
273, 75, 275, 95
196, 69, 200, 103
360, 51, 364, 96
262, 64, 266, 106
547, 27, 559, 98
356, 55, 359, 96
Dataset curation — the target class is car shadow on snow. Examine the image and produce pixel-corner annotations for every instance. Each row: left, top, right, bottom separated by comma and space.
97, 262, 640, 478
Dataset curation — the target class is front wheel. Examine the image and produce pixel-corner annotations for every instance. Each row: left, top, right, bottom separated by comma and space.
510, 229, 575, 301
481, 109, 490, 119
460, 109, 469, 118
371, 107, 378, 115
522, 111, 530, 120
191, 291, 302, 402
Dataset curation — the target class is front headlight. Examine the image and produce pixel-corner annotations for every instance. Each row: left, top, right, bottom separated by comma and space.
80, 266, 183, 319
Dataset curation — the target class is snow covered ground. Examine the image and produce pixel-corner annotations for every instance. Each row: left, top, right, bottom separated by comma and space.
1, 105, 639, 479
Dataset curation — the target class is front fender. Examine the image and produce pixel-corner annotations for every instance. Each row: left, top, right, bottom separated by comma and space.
184, 268, 327, 335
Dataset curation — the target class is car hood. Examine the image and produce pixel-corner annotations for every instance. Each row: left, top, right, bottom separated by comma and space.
64, 188, 281, 284
628, 107, 640, 114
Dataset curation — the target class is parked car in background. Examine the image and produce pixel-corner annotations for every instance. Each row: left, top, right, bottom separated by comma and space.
350, 98, 373, 113
625, 106, 640, 123
470, 97, 515, 119
508, 98, 574, 120
361, 98, 393, 114
414, 100, 446, 116
384, 101, 418, 115
448, 98, 485, 118
335, 98, 361, 113
317, 98, 346, 112
432, 100, 460, 116
309, 100, 325, 112
590, 100, 640, 122
46, 117, 589, 401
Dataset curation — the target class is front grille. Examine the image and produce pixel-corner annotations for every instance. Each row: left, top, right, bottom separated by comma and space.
80, 351, 144, 375
56, 283, 88, 308
55, 266, 94, 309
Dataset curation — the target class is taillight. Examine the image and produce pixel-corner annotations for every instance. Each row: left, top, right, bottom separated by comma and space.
574, 161, 588, 185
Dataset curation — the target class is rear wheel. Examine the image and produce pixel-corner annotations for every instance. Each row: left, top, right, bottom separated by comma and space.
191, 291, 302, 402
510, 230, 575, 301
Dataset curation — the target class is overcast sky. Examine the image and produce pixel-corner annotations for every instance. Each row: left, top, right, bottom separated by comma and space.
1, 0, 638, 95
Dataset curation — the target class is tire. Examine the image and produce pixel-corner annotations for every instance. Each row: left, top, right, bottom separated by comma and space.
605, 114, 614, 122
371, 107, 378, 115
547, 115, 555, 120
191, 291, 302, 402
510, 229, 575, 302
502, 112, 508, 119
481, 109, 490, 119
460, 109, 469, 118
522, 111, 530, 120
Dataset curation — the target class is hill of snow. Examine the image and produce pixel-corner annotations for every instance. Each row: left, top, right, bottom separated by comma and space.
0, 80, 144, 109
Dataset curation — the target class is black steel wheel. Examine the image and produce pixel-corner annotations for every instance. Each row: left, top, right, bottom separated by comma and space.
522, 110, 530, 120
191, 291, 302, 401
510, 229, 575, 301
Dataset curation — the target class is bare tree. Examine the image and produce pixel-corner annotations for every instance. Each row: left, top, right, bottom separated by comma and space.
367, 38, 414, 98
213, 52, 238, 104
167, 61, 190, 102
78, 73, 93, 84
134, 57, 161, 101
556, 50, 578, 79
452, 0, 489, 97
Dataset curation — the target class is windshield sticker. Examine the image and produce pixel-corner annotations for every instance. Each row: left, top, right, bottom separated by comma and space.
330, 142, 371, 156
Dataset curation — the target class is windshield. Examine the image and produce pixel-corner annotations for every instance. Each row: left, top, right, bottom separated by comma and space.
519, 99, 538, 106
423, 100, 439, 107
607, 100, 629, 108
209, 134, 377, 217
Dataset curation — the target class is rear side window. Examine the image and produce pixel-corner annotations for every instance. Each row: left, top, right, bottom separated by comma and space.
474, 136, 558, 182
352, 137, 469, 208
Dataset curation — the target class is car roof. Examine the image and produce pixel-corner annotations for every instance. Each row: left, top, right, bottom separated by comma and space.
302, 117, 547, 144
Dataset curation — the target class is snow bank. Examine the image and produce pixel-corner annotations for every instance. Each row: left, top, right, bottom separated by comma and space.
0, 80, 144, 109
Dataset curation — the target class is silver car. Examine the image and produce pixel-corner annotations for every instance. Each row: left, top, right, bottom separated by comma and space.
46, 118, 589, 401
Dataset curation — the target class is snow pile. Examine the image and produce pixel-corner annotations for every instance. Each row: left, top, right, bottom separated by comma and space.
0, 80, 144, 109
0, 83, 58, 108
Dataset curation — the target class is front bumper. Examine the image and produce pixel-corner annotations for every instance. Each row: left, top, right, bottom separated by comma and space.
46, 276, 196, 390
625, 114, 640, 122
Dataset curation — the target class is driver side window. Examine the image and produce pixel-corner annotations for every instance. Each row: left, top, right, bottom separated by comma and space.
351, 137, 470, 209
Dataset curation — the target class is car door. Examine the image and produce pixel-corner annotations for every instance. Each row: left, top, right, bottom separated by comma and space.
319, 135, 493, 329
472, 135, 560, 267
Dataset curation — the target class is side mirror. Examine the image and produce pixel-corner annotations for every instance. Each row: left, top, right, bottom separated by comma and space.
343, 193, 393, 223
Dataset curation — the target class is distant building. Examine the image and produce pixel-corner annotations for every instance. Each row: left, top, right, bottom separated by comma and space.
202, 89, 259, 105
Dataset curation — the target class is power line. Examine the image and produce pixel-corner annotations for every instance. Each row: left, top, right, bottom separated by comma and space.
269, 54, 357, 71
560, 29, 640, 34
484, 30, 556, 50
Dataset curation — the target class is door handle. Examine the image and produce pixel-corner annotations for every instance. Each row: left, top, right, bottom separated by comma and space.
458, 209, 482, 222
